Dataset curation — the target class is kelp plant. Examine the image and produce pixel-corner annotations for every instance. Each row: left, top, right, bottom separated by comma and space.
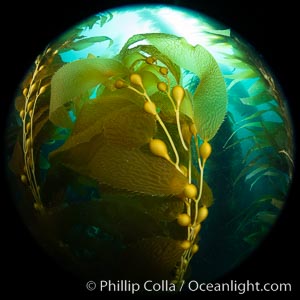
10, 32, 227, 284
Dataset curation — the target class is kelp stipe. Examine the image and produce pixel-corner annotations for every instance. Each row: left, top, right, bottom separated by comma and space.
5, 5, 294, 290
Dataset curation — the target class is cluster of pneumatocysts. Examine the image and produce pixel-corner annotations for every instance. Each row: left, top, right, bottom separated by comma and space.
114, 56, 213, 286
19, 47, 59, 212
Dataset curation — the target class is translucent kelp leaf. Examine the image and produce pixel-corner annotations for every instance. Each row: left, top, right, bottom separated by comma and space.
201, 181, 214, 207
34, 53, 65, 83
138, 44, 181, 83
241, 91, 273, 106
52, 93, 153, 156
139, 196, 184, 222
119, 38, 181, 83
33, 101, 49, 124
72, 91, 142, 135
223, 121, 264, 148
271, 198, 284, 209
249, 171, 280, 191
50, 58, 128, 128
225, 69, 257, 81
245, 164, 270, 181
256, 211, 277, 225
32, 106, 50, 142
226, 69, 257, 91
81, 15, 101, 29
142, 33, 227, 141
121, 237, 184, 280
15, 95, 25, 112
122, 52, 145, 69
248, 78, 266, 95
151, 92, 175, 118
234, 163, 269, 185
204, 28, 231, 37
59, 36, 113, 52
237, 110, 269, 124
103, 106, 156, 148
62, 143, 188, 196
180, 90, 194, 121
253, 121, 287, 149
95, 188, 184, 223
138, 70, 160, 96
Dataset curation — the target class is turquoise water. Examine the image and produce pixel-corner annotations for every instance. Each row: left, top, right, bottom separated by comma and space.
5, 5, 294, 285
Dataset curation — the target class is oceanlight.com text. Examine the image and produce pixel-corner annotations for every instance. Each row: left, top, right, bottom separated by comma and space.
187, 280, 292, 294
86, 279, 292, 294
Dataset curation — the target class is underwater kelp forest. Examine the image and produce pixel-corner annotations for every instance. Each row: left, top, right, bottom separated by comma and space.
5, 6, 294, 286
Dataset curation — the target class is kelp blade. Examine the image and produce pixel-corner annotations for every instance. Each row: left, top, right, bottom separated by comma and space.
50, 58, 128, 128
128, 33, 227, 141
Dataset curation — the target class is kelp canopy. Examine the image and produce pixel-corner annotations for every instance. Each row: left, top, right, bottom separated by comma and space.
7, 6, 293, 288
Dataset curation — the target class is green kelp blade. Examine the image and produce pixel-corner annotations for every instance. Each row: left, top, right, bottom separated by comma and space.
271, 198, 284, 209
180, 90, 194, 121
51, 93, 155, 157
138, 70, 160, 96
103, 106, 156, 149
59, 36, 113, 52
200, 181, 214, 207
119, 37, 181, 83
61, 142, 188, 196
151, 92, 175, 118
50, 58, 128, 128
140, 33, 227, 141
139, 196, 184, 222
240, 90, 273, 106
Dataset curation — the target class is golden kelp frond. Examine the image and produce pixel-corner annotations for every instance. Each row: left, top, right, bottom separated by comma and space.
151, 92, 175, 118
200, 181, 214, 207
134, 44, 181, 84
52, 100, 155, 159
72, 94, 136, 135
15, 46, 63, 211
96, 189, 184, 223
142, 33, 227, 141
136, 70, 160, 96
140, 196, 184, 222
34, 52, 65, 83
121, 237, 184, 280
103, 86, 145, 108
59, 36, 113, 52
180, 90, 194, 121
154, 120, 190, 166
119, 38, 181, 84
50, 58, 128, 128
103, 106, 156, 149
15, 95, 26, 113
62, 143, 188, 196
50, 135, 103, 177
122, 51, 145, 69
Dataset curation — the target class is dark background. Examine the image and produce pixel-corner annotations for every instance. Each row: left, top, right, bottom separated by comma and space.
1, 0, 298, 297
